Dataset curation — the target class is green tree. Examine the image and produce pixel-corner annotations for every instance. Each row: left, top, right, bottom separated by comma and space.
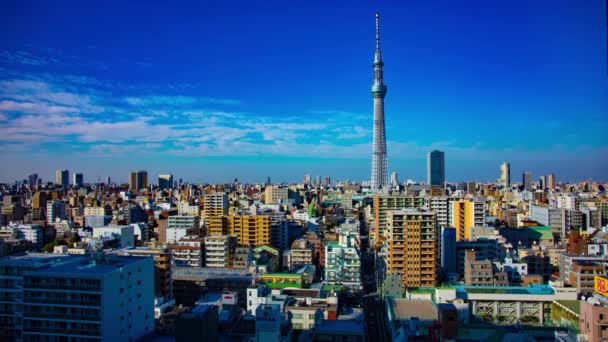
42, 242, 56, 253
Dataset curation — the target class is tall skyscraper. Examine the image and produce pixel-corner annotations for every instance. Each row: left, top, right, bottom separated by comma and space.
539, 175, 546, 190
499, 162, 510, 188
303, 174, 311, 185
55, 169, 69, 187
158, 174, 173, 190
370, 13, 389, 192
129, 170, 148, 191
522, 172, 532, 191
547, 173, 556, 190
427, 150, 445, 187
28, 173, 38, 187
73, 172, 83, 188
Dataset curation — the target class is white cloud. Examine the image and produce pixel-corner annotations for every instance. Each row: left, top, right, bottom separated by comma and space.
125, 95, 240, 106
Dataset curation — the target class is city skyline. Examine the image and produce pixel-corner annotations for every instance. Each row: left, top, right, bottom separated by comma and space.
1, 1, 607, 183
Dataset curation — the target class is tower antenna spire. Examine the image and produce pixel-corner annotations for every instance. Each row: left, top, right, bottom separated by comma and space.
376, 12, 380, 52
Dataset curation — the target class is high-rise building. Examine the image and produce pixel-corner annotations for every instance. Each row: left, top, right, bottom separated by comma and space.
55, 169, 69, 186
387, 209, 439, 289
27, 173, 38, 188
303, 174, 311, 185
223, 215, 271, 247
264, 186, 288, 205
158, 174, 174, 190
314, 175, 321, 185
46, 200, 66, 225
429, 196, 449, 227
450, 197, 485, 241
0, 253, 154, 342
499, 162, 510, 188
547, 173, 556, 190
440, 227, 457, 276
522, 171, 533, 191
370, 13, 389, 192
73, 172, 83, 188
202, 193, 228, 222
427, 150, 445, 188
322, 176, 330, 186
129, 170, 148, 191
325, 219, 362, 291
390, 171, 399, 187
539, 175, 546, 190
466, 181, 476, 195
204, 235, 236, 268
116, 247, 173, 299
373, 194, 426, 241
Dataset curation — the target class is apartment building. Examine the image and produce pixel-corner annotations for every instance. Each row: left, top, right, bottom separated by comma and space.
373, 194, 426, 241
450, 197, 485, 241
264, 186, 289, 205
116, 247, 173, 299
289, 238, 313, 267
204, 235, 236, 268
202, 193, 228, 222
387, 209, 439, 289
224, 215, 271, 247
0, 253, 154, 342
169, 236, 205, 267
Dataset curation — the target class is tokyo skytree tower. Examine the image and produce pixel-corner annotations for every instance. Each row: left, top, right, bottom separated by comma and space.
370, 13, 389, 192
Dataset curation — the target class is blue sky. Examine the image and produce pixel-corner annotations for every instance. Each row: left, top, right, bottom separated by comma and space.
0, 0, 607, 184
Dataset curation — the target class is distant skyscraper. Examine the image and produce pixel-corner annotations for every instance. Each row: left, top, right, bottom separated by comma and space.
427, 150, 445, 187
28, 173, 38, 188
158, 174, 173, 190
466, 181, 476, 195
73, 173, 83, 188
55, 169, 69, 187
547, 173, 556, 190
129, 170, 148, 191
370, 13, 389, 192
390, 171, 399, 187
314, 175, 321, 185
322, 176, 330, 186
304, 174, 311, 185
266, 176, 271, 185
539, 175, 546, 190
106, 176, 111, 185
499, 162, 510, 188
522, 172, 532, 191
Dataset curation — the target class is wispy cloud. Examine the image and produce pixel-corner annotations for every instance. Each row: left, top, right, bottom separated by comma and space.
0, 51, 51, 66
125, 95, 240, 106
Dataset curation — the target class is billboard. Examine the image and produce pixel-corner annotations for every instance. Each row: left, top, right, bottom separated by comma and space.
594, 275, 608, 297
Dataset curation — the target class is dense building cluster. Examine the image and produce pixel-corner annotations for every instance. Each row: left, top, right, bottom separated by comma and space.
1, 164, 607, 341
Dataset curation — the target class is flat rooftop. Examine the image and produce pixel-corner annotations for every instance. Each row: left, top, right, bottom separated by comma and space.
456, 284, 555, 295
26, 255, 149, 277
0, 253, 72, 268
314, 319, 364, 335
388, 298, 437, 321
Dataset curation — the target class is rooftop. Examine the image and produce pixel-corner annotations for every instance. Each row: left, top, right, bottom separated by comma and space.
23, 254, 149, 277
387, 298, 437, 321
457, 284, 555, 295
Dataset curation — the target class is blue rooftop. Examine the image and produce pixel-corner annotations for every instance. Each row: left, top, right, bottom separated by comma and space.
455, 284, 554, 295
